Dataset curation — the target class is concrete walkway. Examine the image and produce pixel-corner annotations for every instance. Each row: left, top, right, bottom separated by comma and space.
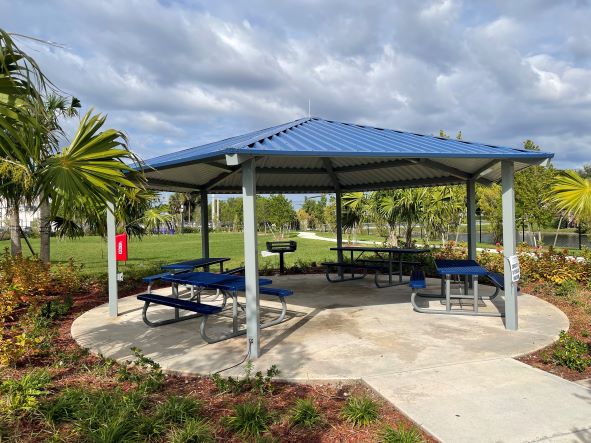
72, 274, 591, 442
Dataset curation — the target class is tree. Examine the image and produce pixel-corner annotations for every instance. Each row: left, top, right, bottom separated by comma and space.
38, 94, 80, 262
265, 194, 295, 236
219, 197, 243, 231
577, 164, 591, 179
1, 29, 142, 258
477, 183, 503, 243
514, 140, 556, 245
548, 170, 591, 226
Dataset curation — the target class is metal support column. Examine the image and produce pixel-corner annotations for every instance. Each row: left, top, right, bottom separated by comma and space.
200, 189, 209, 259
107, 202, 118, 317
502, 161, 518, 330
467, 179, 477, 261
242, 158, 261, 358
335, 191, 343, 267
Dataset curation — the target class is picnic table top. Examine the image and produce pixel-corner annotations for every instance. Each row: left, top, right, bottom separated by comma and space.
161, 257, 230, 270
330, 246, 431, 254
434, 259, 489, 276
161, 271, 272, 289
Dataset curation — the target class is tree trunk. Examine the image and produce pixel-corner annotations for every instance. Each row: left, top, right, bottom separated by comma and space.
387, 227, 399, 247
405, 222, 413, 247
8, 201, 22, 256
39, 197, 51, 263
554, 216, 563, 248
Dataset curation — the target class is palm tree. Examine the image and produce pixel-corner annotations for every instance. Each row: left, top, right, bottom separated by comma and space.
378, 188, 427, 247
38, 94, 80, 262
1, 30, 143, 258
549, 170, 591, 227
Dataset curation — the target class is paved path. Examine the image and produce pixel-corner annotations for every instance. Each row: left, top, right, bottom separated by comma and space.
72, 274, 591, 442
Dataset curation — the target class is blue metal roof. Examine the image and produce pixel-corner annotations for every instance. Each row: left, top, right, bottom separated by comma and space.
138, 117, 553, 193
142, 117, 552, 170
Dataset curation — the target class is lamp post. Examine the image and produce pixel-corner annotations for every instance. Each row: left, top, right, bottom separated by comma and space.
475, 207, 482, 244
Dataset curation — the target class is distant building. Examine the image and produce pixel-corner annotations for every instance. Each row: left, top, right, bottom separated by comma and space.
0, 199, 40, 233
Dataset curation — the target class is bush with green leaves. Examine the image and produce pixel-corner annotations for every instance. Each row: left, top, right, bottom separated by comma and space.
556, 279, 579, 298
552, 331, 591, 372
222, 401, 273, 438
289, 397, 322, 428
380, 423, 424, 443
42, 387, 157, 441
211, 361, 280, 395
0, 369, 51, 415
154, 395, 202, 425
341, 396, 380, 427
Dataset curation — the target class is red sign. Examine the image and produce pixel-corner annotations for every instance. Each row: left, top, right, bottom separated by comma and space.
115, 233, 128, 261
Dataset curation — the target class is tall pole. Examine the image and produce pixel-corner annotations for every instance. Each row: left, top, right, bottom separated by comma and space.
107, 202, 118, 317
335, 191, 343, 277
466, 179, 477, 261
242, 159, 261, 358
200, 189, 209, 259
502, 161, 518, 330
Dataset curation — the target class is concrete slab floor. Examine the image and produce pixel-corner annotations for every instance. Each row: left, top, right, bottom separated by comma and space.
72, 274, 584, 442
72, 275, 566, 379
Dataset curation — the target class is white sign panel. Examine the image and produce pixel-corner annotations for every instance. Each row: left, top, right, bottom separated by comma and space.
508, 255, 520, 282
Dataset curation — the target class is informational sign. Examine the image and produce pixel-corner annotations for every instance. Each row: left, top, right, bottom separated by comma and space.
115, 233, 128, 262
508, 255, 520, 282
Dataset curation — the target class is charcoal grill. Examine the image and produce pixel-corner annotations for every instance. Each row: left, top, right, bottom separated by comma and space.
266, 240, 297, 274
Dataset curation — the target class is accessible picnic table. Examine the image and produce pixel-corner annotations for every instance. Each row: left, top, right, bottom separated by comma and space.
324, 246, 430, 287
433, 259, 502, 317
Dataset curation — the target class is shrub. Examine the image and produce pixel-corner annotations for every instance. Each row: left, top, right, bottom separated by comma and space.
552, 331, 591, 372
211, 361, 280, 395
0, 252, 84, 367
0, 369, 51, 415
168, 418, 214, 443
556, 279, 578, 298
117, 347, 165, 392
380, 423, 424, 443
289, 397, 322, 428
222, 401, 273, 437
42, 387, 149, 441
341, 396, 380, 427
155, 396, 202, 425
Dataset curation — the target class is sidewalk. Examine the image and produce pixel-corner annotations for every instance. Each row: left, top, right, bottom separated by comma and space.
365, 358, 591, 442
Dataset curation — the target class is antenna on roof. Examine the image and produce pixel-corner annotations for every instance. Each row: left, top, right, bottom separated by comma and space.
308, 99, 311, 118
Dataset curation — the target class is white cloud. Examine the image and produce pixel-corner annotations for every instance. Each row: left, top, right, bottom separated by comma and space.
3, 0, 591, 168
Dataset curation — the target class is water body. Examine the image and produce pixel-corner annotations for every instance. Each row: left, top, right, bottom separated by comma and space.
455, 232, 589, 249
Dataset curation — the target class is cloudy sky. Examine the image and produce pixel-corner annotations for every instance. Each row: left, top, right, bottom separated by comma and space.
4, 0, 591, 172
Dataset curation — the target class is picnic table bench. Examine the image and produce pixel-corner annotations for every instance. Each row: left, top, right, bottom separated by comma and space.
324, 246, 430, 287
141, 257, 231, 293
137, 271, 293, 343
409, 260, 515, 317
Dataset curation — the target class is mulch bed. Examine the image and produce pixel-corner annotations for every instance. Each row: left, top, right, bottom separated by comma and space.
2, 279, 437, 442
516, 281, 591, 381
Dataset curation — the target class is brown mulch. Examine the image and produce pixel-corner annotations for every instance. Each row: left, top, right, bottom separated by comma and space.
516, 281, 591, 381
2, 278, 437, 442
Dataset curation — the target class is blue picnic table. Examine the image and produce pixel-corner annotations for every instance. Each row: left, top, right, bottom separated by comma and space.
433, 259, 503, 317
139, 271, 293, 343
161, 257, 230, 272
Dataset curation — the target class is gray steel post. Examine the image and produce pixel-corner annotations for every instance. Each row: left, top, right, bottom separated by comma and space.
107, 202, 118, 317
200, 189, 209, 259
466, 179, 477, 261
502, 161, 518, 330
335, 191, 343, 269
242, 158, 261, 358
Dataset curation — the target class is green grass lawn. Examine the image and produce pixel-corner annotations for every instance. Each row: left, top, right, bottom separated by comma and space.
0, 232, 337, 276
